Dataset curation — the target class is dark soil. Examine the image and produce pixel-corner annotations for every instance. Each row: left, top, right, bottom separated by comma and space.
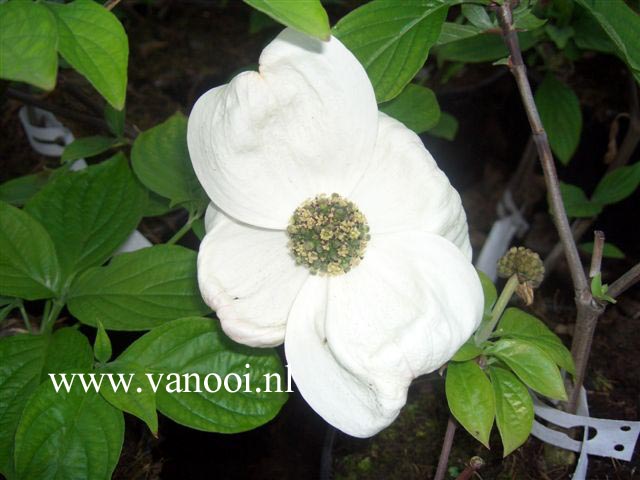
2, 1, 638, 479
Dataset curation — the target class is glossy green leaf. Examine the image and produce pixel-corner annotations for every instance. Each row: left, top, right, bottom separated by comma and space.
61, 136, 117, 164
25, 154, 145, 284
0, 171, 51, 207
0, 1, 58, 90
579, 241, 625, 259
379, 84, 441, 134
574, 0, 640, 77
334, 0, 451, 103
489, 366, 534, 456
592, 161, 640, 206
436, 30, 538, 63
462, 4, 493, 30
117, 317, 288, 433
243, 0, 330, 40
94, 320, 112, 363
46, 0, 128, 109
487, 338, 567, 400
514, 9, 547, 31
559, 182, 602, 218
427, 111, 458, 140
451, 340, 483, 362
495, 308, 575, 375
0, 329, 92, 477
446, 360, 494, 447
436, 22, 481, 46
14, 381, 123, 480
67, 245, 210, 330
143, 191, 176, 217
535, 75, 582, 164
0, 201, 60, 300
478, 269, 497, 316
98, 361, 158, 435
131, 113, 206, 209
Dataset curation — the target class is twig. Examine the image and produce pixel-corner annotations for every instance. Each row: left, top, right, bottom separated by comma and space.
454, 456, 484, 480
434, 417, 457, 480
608, 263, 640, 299
589, 231, 605, 278
104, 0, 122, 11
495, 4, 588, 295
544, 218, 593, 274
495, 1, 606, 416
610, 76, 640, 171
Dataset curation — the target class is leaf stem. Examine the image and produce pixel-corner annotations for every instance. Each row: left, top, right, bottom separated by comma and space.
475, 274, 519, 345
40, 300, 64, 334
166, 214, 196, 245
18, 301, 33, 333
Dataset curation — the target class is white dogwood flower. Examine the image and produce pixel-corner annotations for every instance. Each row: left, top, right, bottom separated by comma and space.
188, 28, 483, 438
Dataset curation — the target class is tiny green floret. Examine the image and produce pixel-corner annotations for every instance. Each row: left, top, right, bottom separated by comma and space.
287, 193, 370, 276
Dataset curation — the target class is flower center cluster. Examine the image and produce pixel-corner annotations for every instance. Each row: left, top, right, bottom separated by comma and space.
287, 193, 370, 276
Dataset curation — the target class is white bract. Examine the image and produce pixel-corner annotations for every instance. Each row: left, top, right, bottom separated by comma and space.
188, 28, 483, 438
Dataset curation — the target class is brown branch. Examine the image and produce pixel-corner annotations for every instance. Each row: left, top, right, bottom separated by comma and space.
496, 4, 588, 295
495, 1, 605, 415
434, 417, 457, 480
609, 262, 640, 299
589, 231, 605, 278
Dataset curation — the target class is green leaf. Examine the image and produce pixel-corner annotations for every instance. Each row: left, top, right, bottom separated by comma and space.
462, 4, 493, 30
191, 217, 206, 241
25, 154, 145, 283
427, 111, 458, 140
495, 308, 575, 375
489, 366, 534, 456
559, 182, 602, 218
574, 0, 640, 77
117, 317, 288, 433
104, 103, 125, 138
487, 337, 567, 400
61, 136, 117, 164
436, 22, 482, 46
379, 84, 441, 134
143, 190, 176, 217
0, 201, 61, 300
545, 24, 575, 49
67, 245, 210, 330
243, 0, 330, 40
534, 74, 582, 164
333, 0, 451, 103
445, 360, 494, 447
478, 269, 497, 316
0, 328, 93, 477
435, 30, 538, 63
591, 162, 640, 206
0, 1, 58, 90
98, 360, 158, 435
514, 9, 547, 31
451, 340, 483, 362
0, 171, 51, 207
579, 241, 625, 259
131, 113, 206, 209
591, 273, 616, 304
94, 320, 112, 363
14, 381, 123, 480
46, 0, 128, 109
